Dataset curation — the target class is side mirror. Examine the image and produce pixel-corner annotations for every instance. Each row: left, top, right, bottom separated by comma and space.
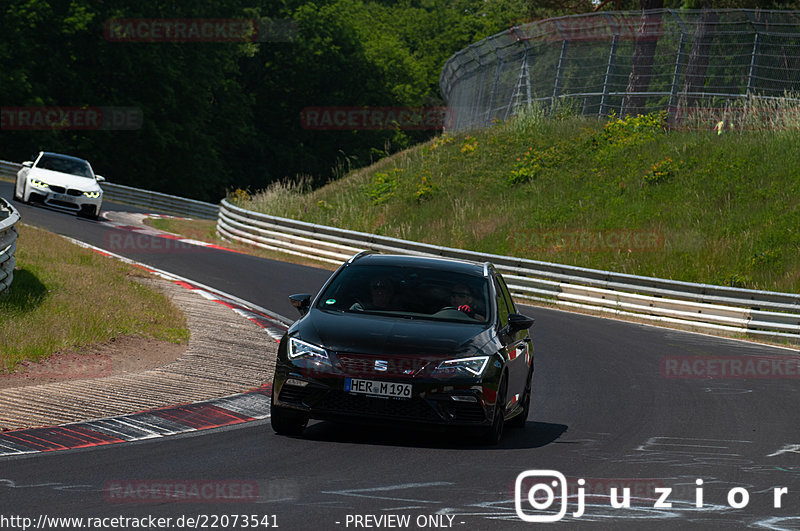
506, 313, 534, 333
21, 161, 33, 167
289, 293, 312, 316
95, 175, 106, 182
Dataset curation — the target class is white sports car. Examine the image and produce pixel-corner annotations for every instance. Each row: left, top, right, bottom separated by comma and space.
14, 152, 105, 219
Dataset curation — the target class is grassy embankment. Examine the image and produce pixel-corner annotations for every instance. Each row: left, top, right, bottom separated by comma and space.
206, 104, 799, 294
0, 224, 188, 372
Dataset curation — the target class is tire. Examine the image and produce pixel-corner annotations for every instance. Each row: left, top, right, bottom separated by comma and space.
480, 375, 507, 445
77, 205, 100, 221
12, 178, 22, 202
508, 367, 532, 429
270, 404, 308, 436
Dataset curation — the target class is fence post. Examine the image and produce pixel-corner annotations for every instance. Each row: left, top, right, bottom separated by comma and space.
470, 48, 487, 130
550, 33, 569, 112
745, 11, 762, 98
506, 46, 531, 120
667, 9, 688, 124
485, 40, 504, 125
599, 13, 620, 118
600, 35, 620, 118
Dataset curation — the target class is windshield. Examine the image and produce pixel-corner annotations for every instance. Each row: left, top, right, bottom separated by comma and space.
316, 263, 490, 324
36, 154, 94, 178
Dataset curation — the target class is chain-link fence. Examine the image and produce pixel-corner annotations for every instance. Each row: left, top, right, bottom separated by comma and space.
440, 9, 800, 130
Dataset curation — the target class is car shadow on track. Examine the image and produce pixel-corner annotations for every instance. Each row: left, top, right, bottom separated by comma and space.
295, 420, 568, 450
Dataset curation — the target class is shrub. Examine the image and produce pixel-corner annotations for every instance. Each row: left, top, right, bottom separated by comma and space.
362, 168, 402, 204
414, 175, 436, 202
509, 146, 560, 185
643, 156, 677, 185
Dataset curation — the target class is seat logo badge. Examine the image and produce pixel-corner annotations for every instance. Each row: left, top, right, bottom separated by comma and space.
375, 360, 388, 371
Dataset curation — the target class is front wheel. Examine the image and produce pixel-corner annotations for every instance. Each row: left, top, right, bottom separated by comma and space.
12, 179, 23, 202
508, 368, 532, 429
270, 404, 308, 436
479, 376, 507, 445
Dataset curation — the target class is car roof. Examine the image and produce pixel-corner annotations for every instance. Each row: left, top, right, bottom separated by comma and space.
351, 253, 488, 276
39, 151, 91, 164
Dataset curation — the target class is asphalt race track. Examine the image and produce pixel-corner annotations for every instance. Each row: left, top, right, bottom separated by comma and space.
1, 181, 799, 530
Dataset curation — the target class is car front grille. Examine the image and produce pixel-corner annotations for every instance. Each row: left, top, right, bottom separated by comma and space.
49, 185, 66, 194
440, 400, 486, 422
313, 391, 440, 421
48, 200, 79, 210
67, 189, 83, 196
336, 354, 432, 378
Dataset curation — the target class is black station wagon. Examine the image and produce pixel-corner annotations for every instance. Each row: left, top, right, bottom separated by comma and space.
270, 251, 534, 444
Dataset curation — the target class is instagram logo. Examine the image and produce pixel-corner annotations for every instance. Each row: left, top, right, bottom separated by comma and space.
515, 470, 570, 522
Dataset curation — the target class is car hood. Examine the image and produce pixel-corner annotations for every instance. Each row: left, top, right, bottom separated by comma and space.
28, 167, 102, 191
295, 309, 493, 358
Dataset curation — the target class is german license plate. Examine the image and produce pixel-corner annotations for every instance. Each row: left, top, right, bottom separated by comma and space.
345, 378, 411, 399
53, 193, 75, 203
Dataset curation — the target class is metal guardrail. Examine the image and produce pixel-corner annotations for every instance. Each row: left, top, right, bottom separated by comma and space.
4, 157, 798, 342
0, 198, 20, 295
218, 199, 800, 343
0, 159, 218, 220
100, 183, 218, 220
0, 160, 20, 180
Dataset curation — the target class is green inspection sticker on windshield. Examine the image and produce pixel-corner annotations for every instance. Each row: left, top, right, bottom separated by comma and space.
325, 299, 336, 305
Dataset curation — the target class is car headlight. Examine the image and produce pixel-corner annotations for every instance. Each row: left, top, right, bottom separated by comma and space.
432, 356, 489, 377
288, 337, 329, 362
83, 191, 101, 198
30, 179, 49, 190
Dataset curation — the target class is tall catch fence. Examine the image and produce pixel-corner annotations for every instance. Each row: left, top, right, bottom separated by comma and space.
440, 9, 800, 130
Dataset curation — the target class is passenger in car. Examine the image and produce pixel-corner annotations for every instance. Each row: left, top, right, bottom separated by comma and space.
350, 277, 396, 311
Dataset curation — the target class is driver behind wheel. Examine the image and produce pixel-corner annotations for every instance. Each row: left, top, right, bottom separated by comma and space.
449, 283, 484, 320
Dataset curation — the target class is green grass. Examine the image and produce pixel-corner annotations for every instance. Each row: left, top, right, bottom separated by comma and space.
230, 106, 800, 294
0, 224, 189, 372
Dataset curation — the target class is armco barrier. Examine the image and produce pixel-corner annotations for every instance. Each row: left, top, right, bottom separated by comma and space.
0, 160, 20, 180
4, 156, 798, 343
100, 182, 218, 220
0, 198, 20, 295
218, 199, 800, 343
0, 159, 218, 220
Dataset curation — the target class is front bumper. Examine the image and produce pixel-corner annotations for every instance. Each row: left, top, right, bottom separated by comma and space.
28, 189, 102, 215
272, 363, 498, 427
